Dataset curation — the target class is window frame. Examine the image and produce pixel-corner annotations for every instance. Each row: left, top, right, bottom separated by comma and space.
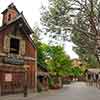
10, 37, 20, 54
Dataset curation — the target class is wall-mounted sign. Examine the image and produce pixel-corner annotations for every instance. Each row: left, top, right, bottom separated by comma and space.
5, 73, 12, 82
3, 56, 24, 65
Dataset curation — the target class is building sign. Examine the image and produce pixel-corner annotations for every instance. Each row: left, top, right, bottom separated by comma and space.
3, 56, 24, 65
5, 73, 12, 82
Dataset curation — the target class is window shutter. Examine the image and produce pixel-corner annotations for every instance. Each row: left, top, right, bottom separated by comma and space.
4, 36, 10, 53
19, 40, 25, 55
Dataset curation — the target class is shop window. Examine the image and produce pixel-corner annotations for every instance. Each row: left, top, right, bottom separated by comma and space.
10, 38, 20, 54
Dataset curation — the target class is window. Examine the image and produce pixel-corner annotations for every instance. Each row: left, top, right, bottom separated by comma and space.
8, 14, 11, 21
10, 38, 20, 54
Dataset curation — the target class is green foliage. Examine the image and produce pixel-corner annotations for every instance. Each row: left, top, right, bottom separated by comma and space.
37, 43, 48, 67
40, 0, 100, 65
45, 45, 72, 76
71, 67, 83, 77
37, 43, 72, 76
48, 77, 54, 88
37, 42, 85, 77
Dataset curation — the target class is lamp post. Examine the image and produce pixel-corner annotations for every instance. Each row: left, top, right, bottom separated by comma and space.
23, 65, 29, 97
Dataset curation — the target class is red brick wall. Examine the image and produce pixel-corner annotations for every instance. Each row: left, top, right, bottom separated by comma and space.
25, 37, 36, 58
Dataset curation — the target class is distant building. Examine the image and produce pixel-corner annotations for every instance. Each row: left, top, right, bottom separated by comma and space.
85, 68, 100, 81
37, 64, 49, 91
72, 59, 82, 67
0, 3, 37, 95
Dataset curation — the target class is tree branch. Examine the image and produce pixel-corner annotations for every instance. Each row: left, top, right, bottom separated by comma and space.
73, 25, 96, 40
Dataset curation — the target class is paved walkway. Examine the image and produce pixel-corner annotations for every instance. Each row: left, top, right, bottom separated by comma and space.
1, 82, 100, 100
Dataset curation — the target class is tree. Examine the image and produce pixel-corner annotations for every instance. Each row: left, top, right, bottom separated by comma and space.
45, 45, 72, 76
32, 25, 48, 68
73, 46, 99, 68
71, 67, 83, 77
37, 43, 48, 67
32, 24, 74, 80
41, 0, 100, 64
32, 25, 42, 46
36, 42, 72, 76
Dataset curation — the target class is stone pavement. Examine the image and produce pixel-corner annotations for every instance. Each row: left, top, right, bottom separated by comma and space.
1, 82, 100, 100
0, 89, 57, 100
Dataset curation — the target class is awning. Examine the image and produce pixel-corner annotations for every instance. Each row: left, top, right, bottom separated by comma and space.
38, 72, 49, 76
87, 68, 100, 74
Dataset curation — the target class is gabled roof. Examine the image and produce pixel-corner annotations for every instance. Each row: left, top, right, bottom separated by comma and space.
1, 3, 20, 14
0, 4, 36, 48
0, 12, 33, 35
1, 3, 33, 34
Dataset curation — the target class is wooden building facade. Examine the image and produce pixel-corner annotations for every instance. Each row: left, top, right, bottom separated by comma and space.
0, 3, 37, 95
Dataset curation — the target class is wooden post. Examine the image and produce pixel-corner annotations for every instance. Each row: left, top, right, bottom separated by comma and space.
34, 49, 37, 92
23, 68, 28, 97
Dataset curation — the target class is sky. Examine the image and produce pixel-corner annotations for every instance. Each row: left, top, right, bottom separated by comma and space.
0, 0, 78, 59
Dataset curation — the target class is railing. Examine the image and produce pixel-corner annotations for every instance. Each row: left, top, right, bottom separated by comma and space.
86, 79, 100, 89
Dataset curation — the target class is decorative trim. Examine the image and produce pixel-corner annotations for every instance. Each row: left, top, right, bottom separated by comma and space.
24, 56, 36, 61
0, 53, 36, 61
8, 34, 22, 40
0, 63, 24, 67
0, 53, 6, 57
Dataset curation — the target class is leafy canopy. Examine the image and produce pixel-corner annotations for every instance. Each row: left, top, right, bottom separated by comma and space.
41, 0, 100, 64
37, 43, 72, 76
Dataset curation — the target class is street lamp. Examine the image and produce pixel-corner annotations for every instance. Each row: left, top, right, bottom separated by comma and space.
23, 65, 29, 97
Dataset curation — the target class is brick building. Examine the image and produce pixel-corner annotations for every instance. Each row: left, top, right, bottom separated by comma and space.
0, 3, 37, 95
